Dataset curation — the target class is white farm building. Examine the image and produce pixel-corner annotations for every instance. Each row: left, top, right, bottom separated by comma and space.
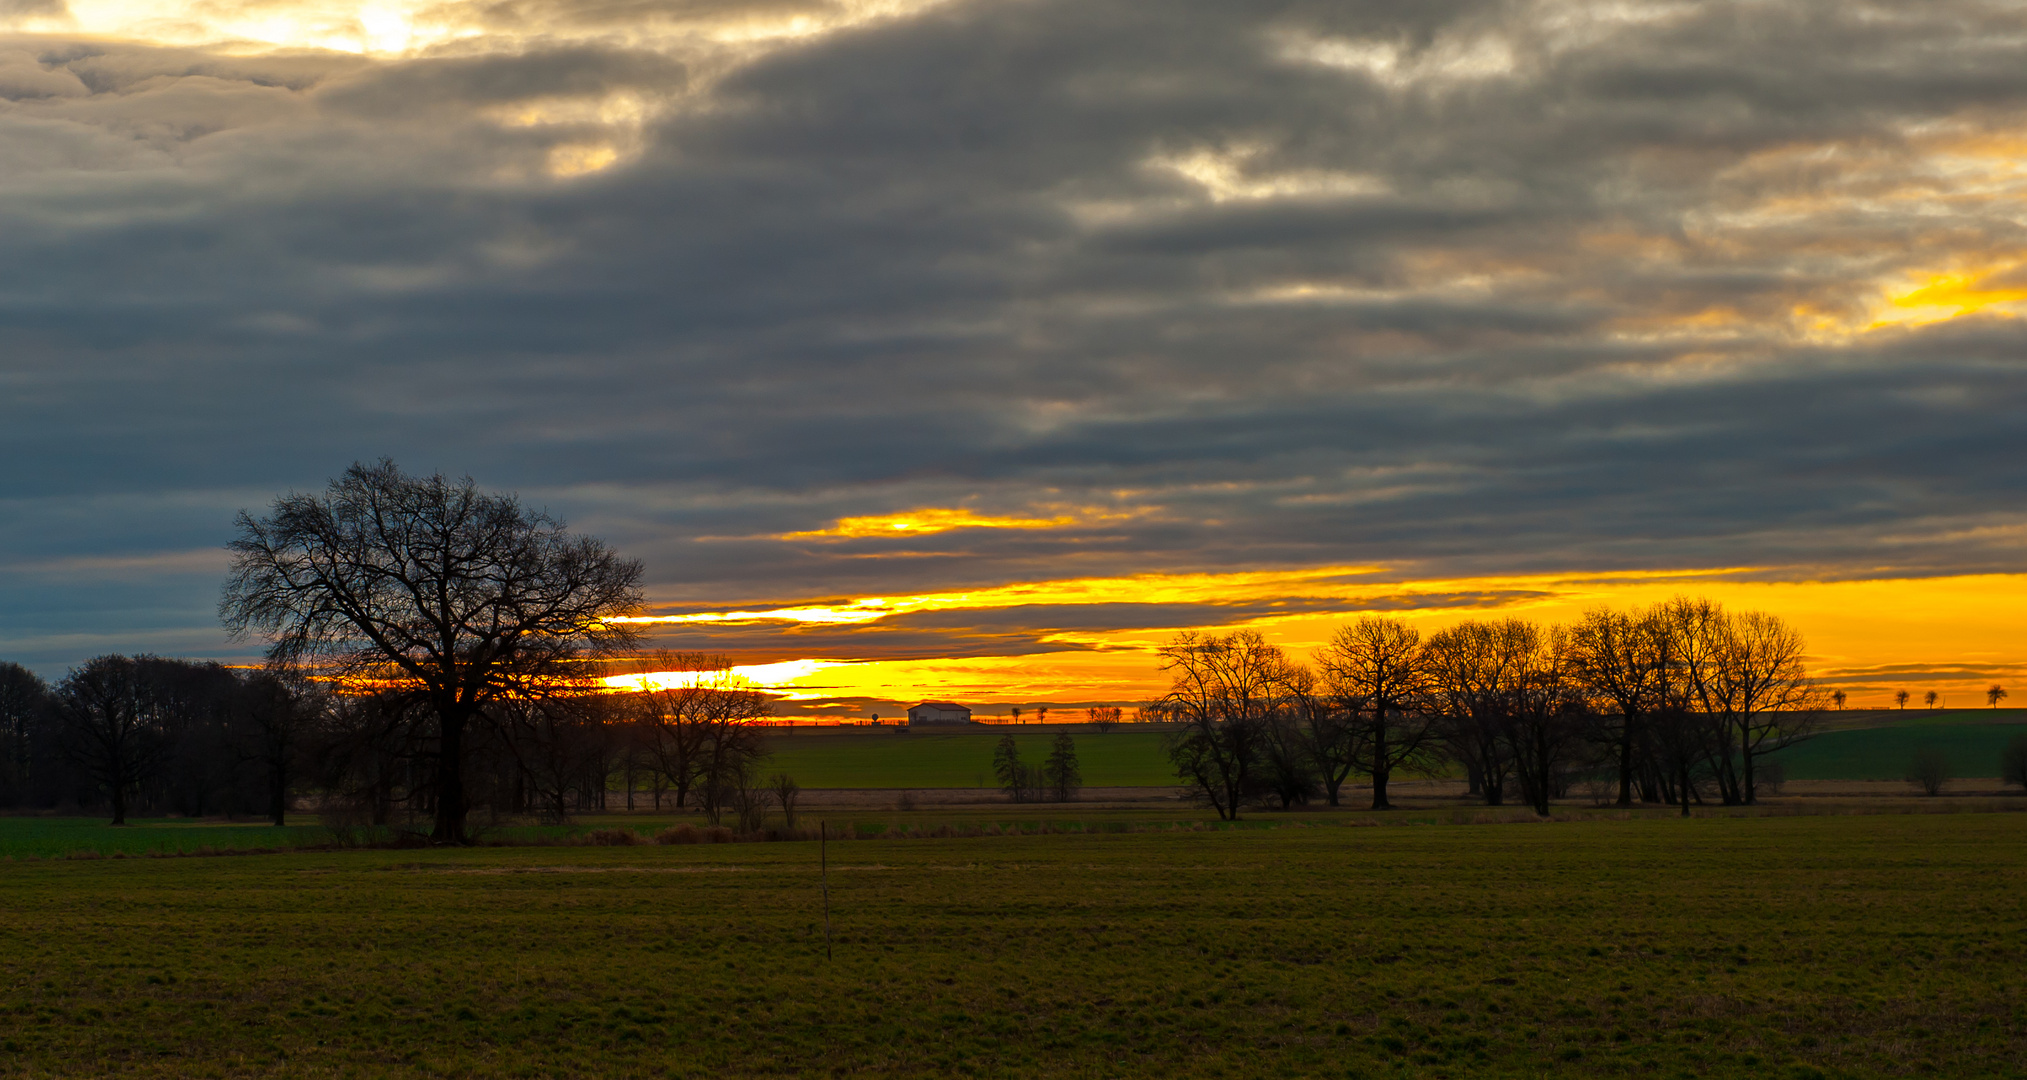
906, 701, 973, 726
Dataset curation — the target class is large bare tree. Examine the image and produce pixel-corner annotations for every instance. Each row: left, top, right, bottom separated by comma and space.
220, 460, 644, 843
1153, 629, 1291, 820
1422, 619, 1529, 806
1315, 617, 1437, 810
55, 656, 170, 825
1569, 606, 1673, 806
624, 652, 773, 813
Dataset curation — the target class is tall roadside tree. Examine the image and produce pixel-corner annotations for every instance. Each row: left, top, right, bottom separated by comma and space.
1315, 617, 1436, 810
220, 461, 644, 844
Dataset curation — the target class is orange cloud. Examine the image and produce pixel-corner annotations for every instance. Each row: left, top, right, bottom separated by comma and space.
1875, 267, 2027, 327
775, 506, 1132, 540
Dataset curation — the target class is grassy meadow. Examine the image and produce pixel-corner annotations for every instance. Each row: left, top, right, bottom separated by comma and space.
3, 813, 2025, 1078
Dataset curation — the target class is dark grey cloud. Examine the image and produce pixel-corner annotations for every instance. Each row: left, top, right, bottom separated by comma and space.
3, 0, 2027, 674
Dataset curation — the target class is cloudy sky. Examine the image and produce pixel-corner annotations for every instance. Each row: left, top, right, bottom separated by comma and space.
2, 0, 2024, 715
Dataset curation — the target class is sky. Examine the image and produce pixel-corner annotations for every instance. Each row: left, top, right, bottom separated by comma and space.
1, 0, 2024, 718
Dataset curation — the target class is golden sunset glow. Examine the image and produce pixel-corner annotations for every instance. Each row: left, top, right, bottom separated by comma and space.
601, 658, 841, 699
777, 507, 1121, 540
609, 566, 2027, 717
1875, 267, 2027, 328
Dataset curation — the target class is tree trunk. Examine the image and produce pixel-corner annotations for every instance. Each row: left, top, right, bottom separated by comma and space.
432, 707, 469, 844
1617, 717, 1634, 807
109, 783, 127, 826
268, 761, 287, 827
1369, 715, 1392, 810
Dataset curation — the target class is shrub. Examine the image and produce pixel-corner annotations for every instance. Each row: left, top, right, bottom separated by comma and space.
2002, 735, 2027, 791
654, 824, 701, 845
1906, 747, 1950, 796
583, 828, 643, 846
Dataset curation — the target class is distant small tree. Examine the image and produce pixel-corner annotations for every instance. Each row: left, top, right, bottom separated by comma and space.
728, 759, 769, 832
1895, 690, 1910, 710
1086, 706, 1121, 733
1924, 690, 1939, 709
770, 772, 801, 828
1036, 706, 1049, 725
992, 734, 1028, 802
1906, 746, 1950, 796
2000, 735, 2027, 791
1043, 733, 1081, 802
1831, 690, 1847, 710
1989, 685, 2009, 709
1010, 707, 1023, 726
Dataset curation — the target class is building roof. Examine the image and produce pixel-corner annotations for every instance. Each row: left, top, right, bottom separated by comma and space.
909, 701, 970, 710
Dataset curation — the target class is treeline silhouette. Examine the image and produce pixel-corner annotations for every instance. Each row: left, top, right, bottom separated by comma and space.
0, 652, 776, 831
1149, 597, 1824, 819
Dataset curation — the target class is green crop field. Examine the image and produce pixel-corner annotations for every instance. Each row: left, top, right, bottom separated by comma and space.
763, 729, 1178, 788
3, 813, 2025, 1078
1769, 722, 2027, 781
752, 718, 2027, 791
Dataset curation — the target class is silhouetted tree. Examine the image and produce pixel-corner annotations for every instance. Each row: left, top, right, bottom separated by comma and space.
1086, 706, 1121, 733
1155, 630, 1288, 820
1504, 624, 1591, 817
2001, 735, 2027, 791
1424, 620, 1527, 807
1831, 689, 1847, 710
770, 773, 801, 827
234, 669, 318, 826
0, 662, 49, 808
1043, 732, 1081, 802
1278, 666, 1358, 806
56, 656, 170, 825
1569, 606, 1672, 807
221, 460, 643, 843
1907, 746, 1950, 796
1315, 618, 1437, 810
992, 734, 1034, 802
1895, 690, 1910, 710
1989, 685, 2008, 709
1661, 598, 1823, 805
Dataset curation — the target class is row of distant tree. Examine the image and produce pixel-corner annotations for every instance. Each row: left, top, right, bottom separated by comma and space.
1147, 599, 1825, 820
0, 649, 783, 832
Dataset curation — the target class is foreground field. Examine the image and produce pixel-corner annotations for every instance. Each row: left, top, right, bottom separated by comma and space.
2, 815, 2023, 1078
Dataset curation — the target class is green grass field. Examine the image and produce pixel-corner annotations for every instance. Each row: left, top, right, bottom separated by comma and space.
757, 718, 2027, 790
2, 813, 2024, 1078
